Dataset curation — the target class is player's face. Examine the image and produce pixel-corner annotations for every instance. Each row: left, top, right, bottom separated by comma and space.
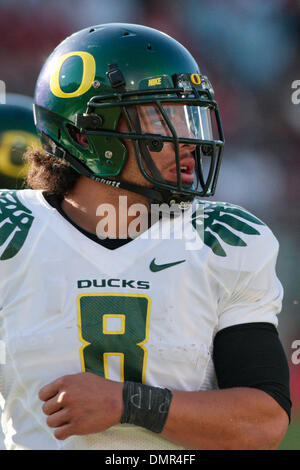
118, 104, 197, 187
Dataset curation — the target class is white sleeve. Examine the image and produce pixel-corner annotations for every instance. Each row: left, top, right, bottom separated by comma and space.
217, 230, 283, 332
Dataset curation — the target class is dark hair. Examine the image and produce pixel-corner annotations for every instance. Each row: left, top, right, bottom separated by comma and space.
25, 148, 80, 196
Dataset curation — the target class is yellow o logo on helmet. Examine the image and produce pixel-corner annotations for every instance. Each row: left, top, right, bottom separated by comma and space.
190, 73, 201, 85
50, 51, 96, 98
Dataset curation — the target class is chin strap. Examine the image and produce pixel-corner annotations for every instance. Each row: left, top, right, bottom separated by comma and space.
40, 132, 186, 205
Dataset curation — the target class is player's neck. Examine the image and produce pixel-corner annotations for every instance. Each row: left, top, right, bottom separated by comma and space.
62, 175, 151, 238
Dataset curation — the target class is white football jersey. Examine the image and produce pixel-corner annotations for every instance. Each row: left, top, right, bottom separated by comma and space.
0, 189, 283, 450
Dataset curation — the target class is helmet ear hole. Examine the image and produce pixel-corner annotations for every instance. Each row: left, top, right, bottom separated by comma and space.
76, 133, 89, 148
66, 124, 88, 149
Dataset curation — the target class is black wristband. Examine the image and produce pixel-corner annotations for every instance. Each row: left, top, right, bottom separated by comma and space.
121, 381, 172, 433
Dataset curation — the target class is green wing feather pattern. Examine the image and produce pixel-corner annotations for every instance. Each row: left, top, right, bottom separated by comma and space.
192, 202, 264, 257
0, 191, 34, 260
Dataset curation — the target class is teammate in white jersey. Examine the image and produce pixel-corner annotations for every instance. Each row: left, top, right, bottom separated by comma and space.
0, 23, 291, 450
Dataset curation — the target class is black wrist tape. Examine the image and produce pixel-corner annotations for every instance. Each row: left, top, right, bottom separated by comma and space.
121, 381, 172, 433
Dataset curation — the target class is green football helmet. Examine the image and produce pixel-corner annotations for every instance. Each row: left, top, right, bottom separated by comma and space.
34, 23, 225, 205
0, 94, 40, 189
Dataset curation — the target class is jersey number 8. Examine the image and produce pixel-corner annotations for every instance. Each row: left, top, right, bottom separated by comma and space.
77, 293, 151, 383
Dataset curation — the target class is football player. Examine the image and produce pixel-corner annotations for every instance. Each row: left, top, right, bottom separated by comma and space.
0, 24, 291, 450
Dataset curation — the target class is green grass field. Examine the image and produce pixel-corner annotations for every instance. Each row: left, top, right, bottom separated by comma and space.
279, 418, 300, 450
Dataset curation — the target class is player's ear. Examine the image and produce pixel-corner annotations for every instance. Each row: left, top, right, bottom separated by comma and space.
76, 132, 89, 148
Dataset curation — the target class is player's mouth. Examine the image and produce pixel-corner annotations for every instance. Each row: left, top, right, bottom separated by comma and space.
168, 157, 195, 184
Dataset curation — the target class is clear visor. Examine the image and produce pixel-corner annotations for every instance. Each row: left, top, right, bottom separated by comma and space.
137, 103, 216, 141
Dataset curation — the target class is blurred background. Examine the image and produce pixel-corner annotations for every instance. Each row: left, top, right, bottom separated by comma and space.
0, 0, 299, 449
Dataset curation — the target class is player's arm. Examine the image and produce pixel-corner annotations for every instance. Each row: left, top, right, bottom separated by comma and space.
163, 389, 287, 450
161, 322, 290, 450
